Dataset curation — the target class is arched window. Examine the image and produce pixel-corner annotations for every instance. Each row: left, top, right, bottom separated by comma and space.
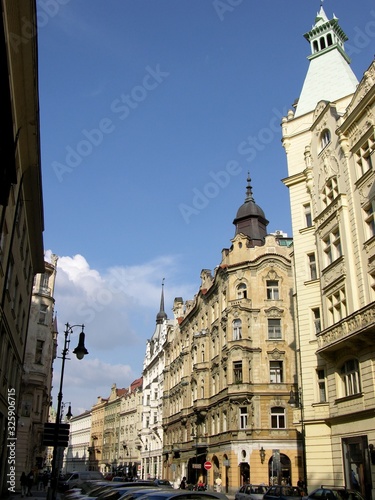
320, 129, 331, 151
320, 36, 326, 49
341, 359, 361, 396
233, 318, 242, 340
237, 283, 247, 299
327, 33, 333, 46
271, 407, 285, 429
313, 40, 319, 53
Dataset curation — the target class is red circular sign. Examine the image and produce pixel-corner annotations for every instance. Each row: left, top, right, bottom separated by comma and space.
204, 461, 212, 470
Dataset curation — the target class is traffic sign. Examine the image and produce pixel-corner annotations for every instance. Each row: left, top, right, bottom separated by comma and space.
204, 461, 212, 470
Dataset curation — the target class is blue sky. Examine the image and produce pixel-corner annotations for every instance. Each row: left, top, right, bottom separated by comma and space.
37, 0, 375, 415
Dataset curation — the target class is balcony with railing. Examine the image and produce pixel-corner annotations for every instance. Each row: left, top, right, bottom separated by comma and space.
317, 302, 375, 358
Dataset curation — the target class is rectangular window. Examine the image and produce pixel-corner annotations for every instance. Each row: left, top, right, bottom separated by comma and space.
268, 319, 281, 339
341, 359, 361, 396
239, 407, 248, 429
323, 227, 342, 266
317, 369, 326, 402
312, 308, 321, 334
233, 361, 243, 384
355, 133, 374, 177
327, 288, 347, 324
322, 176, 339, 207
266, 280, 279, 300
38, 304, 48, 324
270, 361, 283, 383
308, 253, 317, 280
364, 200, 375, 240
35, 340, 44, 364
304, 203, 312, 227
271, 407, 285, 429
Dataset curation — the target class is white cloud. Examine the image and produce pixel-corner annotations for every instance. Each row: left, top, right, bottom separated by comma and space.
49, 252, 197, 415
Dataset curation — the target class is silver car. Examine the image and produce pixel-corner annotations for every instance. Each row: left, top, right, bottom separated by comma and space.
235, 484, 268, 500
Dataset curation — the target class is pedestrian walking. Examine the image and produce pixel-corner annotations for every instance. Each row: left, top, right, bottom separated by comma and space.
179, 477, 186, 489
20, 472, 28, 498
27, 470, 34, 496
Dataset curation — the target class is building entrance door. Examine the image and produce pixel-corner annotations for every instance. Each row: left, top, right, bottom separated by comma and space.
342, 436, 372, 500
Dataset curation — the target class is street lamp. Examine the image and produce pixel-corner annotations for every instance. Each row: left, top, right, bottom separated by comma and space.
49, 323, 88, 500
288, 387, 307, 489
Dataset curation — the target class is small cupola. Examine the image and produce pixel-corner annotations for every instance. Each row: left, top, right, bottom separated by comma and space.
233, 174, 268, 247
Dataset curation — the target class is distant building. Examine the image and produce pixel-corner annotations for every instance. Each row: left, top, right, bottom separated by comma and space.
64, 410, 91, 473
162, 177, 298, 492
282, 6, 375, 498
0, 1, 44, 495
16, 257, 58, 475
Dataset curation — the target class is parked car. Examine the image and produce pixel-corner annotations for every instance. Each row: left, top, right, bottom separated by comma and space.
306, 486, 365, 499
235, 484, 268, 500
152, 480, 174, 488
263, 485, 305, 499
118, 488, 168, 500
135, 491, 229, 500
59, 471, 105, 491
93, 485, 166, 500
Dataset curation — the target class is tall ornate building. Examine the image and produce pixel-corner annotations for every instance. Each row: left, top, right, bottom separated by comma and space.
16, 256, 58, 475
0, 1, 44, 495
282, 6, 375, 498
140, 285, 174, 479
102, 384, 126, 474
162, 178, 298, 493
89, 396, 107, 472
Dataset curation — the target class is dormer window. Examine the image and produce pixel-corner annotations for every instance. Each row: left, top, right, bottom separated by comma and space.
320, 129, 331, 152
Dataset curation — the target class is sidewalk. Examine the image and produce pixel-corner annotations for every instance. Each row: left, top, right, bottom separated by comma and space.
7, 489, 61, 500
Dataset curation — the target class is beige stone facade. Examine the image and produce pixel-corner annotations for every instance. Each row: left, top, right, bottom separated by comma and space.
15, 257, 58, 476
282, 6, 375, 498
162, 181, 299, 494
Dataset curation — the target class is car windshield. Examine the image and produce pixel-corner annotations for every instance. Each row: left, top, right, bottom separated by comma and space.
281, 487, 301, 497
250, 486, 267, 494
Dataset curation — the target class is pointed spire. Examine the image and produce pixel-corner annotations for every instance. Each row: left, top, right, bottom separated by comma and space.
156, 278, 167, 324
244, 172, 255, 203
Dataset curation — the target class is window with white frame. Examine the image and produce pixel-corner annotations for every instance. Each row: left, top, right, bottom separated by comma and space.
312, 307, 321, 334
268, 318, 281, 340
239, 407, 248, 429
327, 287, 347, 324
233, 361, 243, 384
341, 359, 361, 397
237, 283, 247, 299
320, 129, 331, 152
271, 407, 285, 429
308, 252, 317, 280
317, 369, 326, 402
266, 280, 279, 300
233, 318, 242, 340
363, 200, 375, 240
355, 133, 374, 178
323, 227, 342, 266
322, 176, 339, 207
304, 203, 312, 227
270, 361, 283, 383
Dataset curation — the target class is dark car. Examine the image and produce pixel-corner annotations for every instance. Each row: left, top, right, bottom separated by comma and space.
263, 485, 305, 499
118, 488, 168, 500
135, 491, 229, 500
306, 486, 365, 499
76, 482, 155, 500
235, 484, 268, 500
92, 484, 166, 500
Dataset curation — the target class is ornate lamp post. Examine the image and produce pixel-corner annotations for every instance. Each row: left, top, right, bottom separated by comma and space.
49, 323, 88, 500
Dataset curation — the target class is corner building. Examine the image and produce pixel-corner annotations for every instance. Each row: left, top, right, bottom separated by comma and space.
162, 178, 299, 493
282, 6, 375, 498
